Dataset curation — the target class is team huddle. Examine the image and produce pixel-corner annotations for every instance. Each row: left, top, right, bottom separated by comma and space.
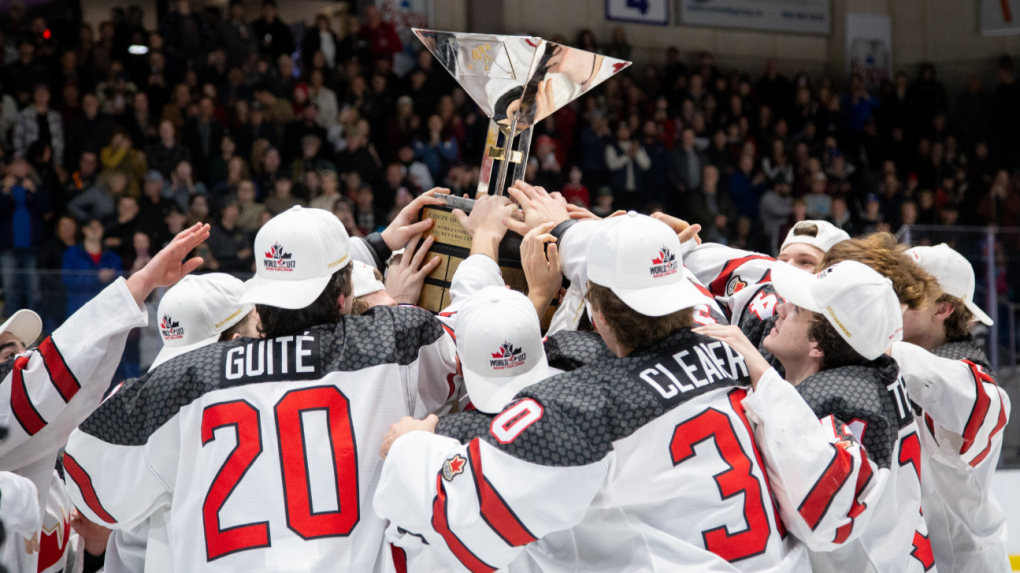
0, 180, 1009, 573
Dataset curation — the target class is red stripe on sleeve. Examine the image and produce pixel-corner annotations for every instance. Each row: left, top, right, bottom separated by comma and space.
390, 544, 407, 573
38, 337, 81, 403
431, 475, 496, 573
960, 360, 993, 455
798, 443, 854, 531
708, 255, 774, 296
10, 355, 46, 436
728, 389, 786, 538
833, 448, 874, 544
969, 392, 1007, 467
63, 453, 118, 524
467, 439, 538, 547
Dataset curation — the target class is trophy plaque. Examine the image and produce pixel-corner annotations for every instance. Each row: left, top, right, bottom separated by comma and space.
412, 29, 631, 326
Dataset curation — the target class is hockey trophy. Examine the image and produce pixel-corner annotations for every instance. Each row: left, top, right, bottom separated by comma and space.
412, 29, 630, 324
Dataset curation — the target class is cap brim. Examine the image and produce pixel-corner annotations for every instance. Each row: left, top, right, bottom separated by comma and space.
966, 300, 994, 326
610, 274, 713, 317
0, 310, 43, 346
150, 332, 221, 371
240, 274, 332, 309
769, 262, 822, 313
462, 355, 551, 414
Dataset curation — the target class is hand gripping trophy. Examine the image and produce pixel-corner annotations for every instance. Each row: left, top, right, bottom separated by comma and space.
411, 29, 630, 321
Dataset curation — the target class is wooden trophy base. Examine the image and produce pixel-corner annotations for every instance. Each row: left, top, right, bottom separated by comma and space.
417, 205, 558, 330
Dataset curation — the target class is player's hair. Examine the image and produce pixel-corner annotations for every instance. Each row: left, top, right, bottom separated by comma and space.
808, 313, 870, 371
351, 298, 369, 315
939, 293, 975, 342
218, 309, 255, 342
256, 264, 353, 339
818, 232, 940, 310
792, 223, 818, 237
585, 283, 694, 350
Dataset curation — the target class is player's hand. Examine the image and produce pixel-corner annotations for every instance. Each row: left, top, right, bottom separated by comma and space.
504, 181, 569, 236
71, 508, 112, 556
651, 212, 702, 245
127, 222, 210, 305
454, 194, 515, 240
566, 203, 601, 221
380, 415, 439, 459
692, 324, 770, 389
24, 532, 39, 554
381, 188, 450, 250
384, 234, 441, 304
522, 222, 561, 319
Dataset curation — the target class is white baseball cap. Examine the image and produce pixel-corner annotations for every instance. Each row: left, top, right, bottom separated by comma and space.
242, 206, 351, 309
455, 286, 551, 414
0, 310, 42, 347
587, 212, 712, 317
352, 262, 386, 297
770, 260, 903, 360
780, 220, 851, 254
152, 274, 254, 369
906, 243, 993, 326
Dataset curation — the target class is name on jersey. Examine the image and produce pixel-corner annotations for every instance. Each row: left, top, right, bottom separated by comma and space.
222, 332, 322, 383
637, 340, 749, 405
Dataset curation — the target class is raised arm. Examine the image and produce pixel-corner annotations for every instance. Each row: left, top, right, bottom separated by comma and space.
0, 224, 209, 471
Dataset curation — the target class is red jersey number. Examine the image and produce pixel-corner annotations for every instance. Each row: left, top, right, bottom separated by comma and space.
202, 387, 360, 561
670, 408, 772, 562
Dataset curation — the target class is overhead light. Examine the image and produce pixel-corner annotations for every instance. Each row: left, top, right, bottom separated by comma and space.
129, 45, 149, 55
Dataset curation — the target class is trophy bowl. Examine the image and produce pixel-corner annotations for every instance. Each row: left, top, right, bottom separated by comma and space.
411, 29, 631, 328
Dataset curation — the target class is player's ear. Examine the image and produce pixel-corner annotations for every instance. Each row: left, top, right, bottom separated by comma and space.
934, 300, 955, 321
808, 345, 824, 360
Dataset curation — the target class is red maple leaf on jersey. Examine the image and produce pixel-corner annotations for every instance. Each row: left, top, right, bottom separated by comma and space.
442, 454, 467, 481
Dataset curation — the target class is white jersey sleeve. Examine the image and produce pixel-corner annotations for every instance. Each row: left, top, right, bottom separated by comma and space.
375, 429, 607, 572
448, 254, 505, 304
556, 220, 600, 295
743, 369, 885, 552
0, 277, 147, 472
893, 341, 1010, 467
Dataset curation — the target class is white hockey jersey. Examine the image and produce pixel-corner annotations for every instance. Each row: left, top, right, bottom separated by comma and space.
376, 326, 809, 572
893, 340, 1011, 573
64, 306, 457, 573
0, 278, 148, 573
744, 361, 933, 573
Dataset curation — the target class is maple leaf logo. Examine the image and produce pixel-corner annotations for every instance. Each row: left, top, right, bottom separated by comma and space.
612, 62, 630, 74
491, 341, 523, 359
265, 243, 292, 261
442, 454, 467, 481
652, 247, 676, 266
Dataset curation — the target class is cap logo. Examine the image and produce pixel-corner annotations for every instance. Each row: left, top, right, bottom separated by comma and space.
816, 267, 836, 279
442, 454, 466, 481
490, 341, 526, 370
650, 247, 678, 278
726, 276, 747, 296
160, 314, 184, 340
263, 243, 296, 271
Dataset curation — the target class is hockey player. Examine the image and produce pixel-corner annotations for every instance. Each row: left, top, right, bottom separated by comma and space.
0, 311, 41, 361
683, 220, 850, 349
825, 238, 1009, 572
63, 206, 458, 573
0, 223, 212, 573
375, 207, 810, 572
697, 260, 933, 572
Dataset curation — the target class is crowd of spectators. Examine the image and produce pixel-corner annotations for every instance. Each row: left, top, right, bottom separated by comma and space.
2, 1, 1020, 337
